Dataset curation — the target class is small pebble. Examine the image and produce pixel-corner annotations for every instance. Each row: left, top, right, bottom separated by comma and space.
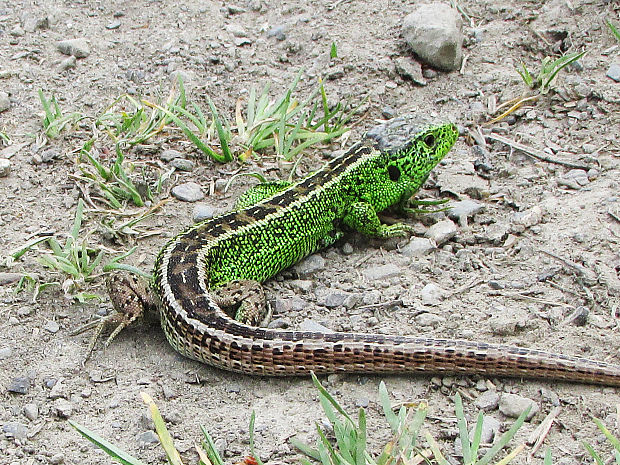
57, 56, 76, 71
341, 242, 354, 255
512, 205, 543, 228
267, 24, 287, 41
295, 254, 326, 277
3, 422, 28, 441
0, 347, 12, 359
23, 403, 39, 421
267, 318, 290, 329
400, 237, 435, 257
322, 291, 350, 308
425, 219, 457, 245
475, 390, 500, 411
106, 20, 121, 30
414, 312, 445, 327
225, 24, 247, 37
50, 453, 65, 464
394, 57, 427, 86
170, 158, 195, 171
448, 200, 484, 225
562, 306, 589, 326
499, 393, 538, 420
160, 149, 183, 161
363, 263, 401, 280
0, 158, 10, 177
53, 398, 74, 418
137, 430, 160, 444
161, 385, 177, 400
8, 377, 31, 394
171, 182, 204, 202
57, 38, 91, 58
43, 320, 60, 333
471, 416, 500, 444
299, 319, 333, 333
419, 283, 443, 305
606, 63, 620, 82
0, 92, 10, 112
192, 203, 217, 222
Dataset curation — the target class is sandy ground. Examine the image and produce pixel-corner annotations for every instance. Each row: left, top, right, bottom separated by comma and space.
1, 1, 619, 464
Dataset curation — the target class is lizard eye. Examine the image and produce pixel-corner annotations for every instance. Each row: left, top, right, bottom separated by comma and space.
423, 134, 436, 147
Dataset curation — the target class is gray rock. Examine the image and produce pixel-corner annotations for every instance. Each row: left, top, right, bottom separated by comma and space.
300, 319, 333, 333
470, 416, 500, 444
0, 91, 10, 112
162, 385, 178, 400
10, 25, 25, 37
420, 283, 443, 305
267, 318, 290, 329
394, 57, 427, 86
43, 320, 60, 333
53, 398, 73, 418
499, 393, 538, 420
106, 20, 121, 30
475, 389, 500, 411
50, 453, 65, 464
401, 237, 435, 257
160, 149, 183, 161
234, 37, 252, 46
425, 219, 457, 245
323, 291, 350, 308
137, 430, 160, 444
562, 306, 588, 326
23, 403, 39, 421
0, 158, 10, 177
363, 263, 401, 280
402, 3, 463, 71
22, 12, 48, 32
8, 377, 31, 394
0, 272, 22, 285
540, 387, 560, 407
290, 279, 314, 293
225, 24, 247, 37
57, 56, 76, 71
341, 242, 354, 255
607, 63, 620, 82
488, 312, 523, 336
3, 422, 28, 441
171, 182, 204, 202
0, 346, 12, 359
192, 203, 217, 222
512, 205, 543, 229
415, 312, 445, 327
562, 169, 589, 186
267, 24, 287, 41
448, 200, 484, 225
170, 158, 195, 171
57, 38, 91, 58
295, 254, 326, 277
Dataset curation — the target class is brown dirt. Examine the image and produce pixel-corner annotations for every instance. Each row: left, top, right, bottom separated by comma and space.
1, 1, 619, 464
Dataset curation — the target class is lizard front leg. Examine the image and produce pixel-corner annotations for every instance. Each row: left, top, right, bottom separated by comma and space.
343, 201, 414, 238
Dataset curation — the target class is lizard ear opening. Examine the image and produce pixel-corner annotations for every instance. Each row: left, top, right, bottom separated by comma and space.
388, 165, 401, 182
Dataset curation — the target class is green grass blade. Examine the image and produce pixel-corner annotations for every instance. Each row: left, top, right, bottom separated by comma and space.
607, 20, 620, 42
9, 236, 51, 261
311, 372, 355, 426
593, 417, 620, 452
249, 411, 265, 465
544, 448, 552, 465
425, 432, 450, 465
207, 95, 233, 162
470, 411, 484, 461
454, 393, 472, 464
69, 420, 148, 465
290, 437, 321, 461
379, 381, 399, 433
541, 51, 586, 90
477, 406, 530, 465
143, 100, 227, 163
583, 441, 605, 465
246, 86, 257, 129
141, 392, 183, 465
201, 425, 225, 465
356, 408, 367, 465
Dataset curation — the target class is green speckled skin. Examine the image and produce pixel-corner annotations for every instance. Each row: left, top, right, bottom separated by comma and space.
155, 122, 458, 294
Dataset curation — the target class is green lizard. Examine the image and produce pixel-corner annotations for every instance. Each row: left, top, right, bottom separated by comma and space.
104, 120, 620, 385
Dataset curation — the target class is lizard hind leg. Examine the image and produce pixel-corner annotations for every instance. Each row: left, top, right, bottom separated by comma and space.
210, 280, 268, 327
74, 273, 157, 361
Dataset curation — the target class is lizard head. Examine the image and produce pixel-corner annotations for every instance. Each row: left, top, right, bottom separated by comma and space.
385, 121, 459, 191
